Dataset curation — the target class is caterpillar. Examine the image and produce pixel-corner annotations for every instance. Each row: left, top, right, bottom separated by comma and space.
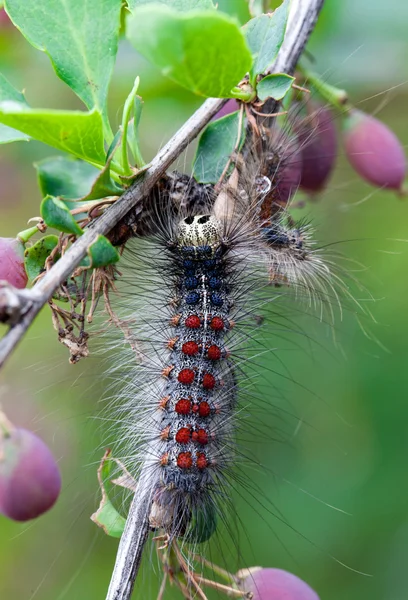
100, 109, 354, 598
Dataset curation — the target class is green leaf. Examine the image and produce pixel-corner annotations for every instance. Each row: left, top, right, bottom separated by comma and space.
0, 72, 30, 143
243, 0, 289, 78
91, 497, 126, 538
4, 0, 122, 139
35, 155, 123, 205
127, 5, 252, 98
0, 72, 28, 105
0, 103, 106, 164
193, 111, 246, 184
75, 129, 124, 202
91, 450, 126, 539
40, 195, 84, 236
127, 0, 215, 10
0, 123, 29, 144
81, 166, 123, 202
35, 157, 100, 200
257, 73, 294, 101
24, 235, 59, 282
84, 235, 120, 268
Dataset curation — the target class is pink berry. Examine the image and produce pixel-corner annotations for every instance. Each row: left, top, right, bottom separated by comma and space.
0, 10, 10, 26
0, 237, 28, 288
297, 104, 338, 193
0, 426, 61, 521
342, 109, 406, 190
238, 567, 320, 600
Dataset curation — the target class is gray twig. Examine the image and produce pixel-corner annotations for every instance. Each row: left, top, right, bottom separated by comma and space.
105, 1, 325, 600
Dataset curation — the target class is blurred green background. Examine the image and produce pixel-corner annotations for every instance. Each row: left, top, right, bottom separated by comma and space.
1, 1, 408, 599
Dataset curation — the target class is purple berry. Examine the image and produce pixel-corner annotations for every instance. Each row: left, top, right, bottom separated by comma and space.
0, 424, 61, 521
297, 104, 338, 194
342, 109, 406, 191
258, 132, 303, 213
238, 567, 320, 600
0, 237, 28, 289
274, 142, 303, 206
213, 99, 239, 121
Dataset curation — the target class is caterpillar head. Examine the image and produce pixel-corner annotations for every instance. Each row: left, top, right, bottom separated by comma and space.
177, 214, 222, 250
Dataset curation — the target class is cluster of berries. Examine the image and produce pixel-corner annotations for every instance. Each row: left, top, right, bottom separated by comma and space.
294, 103, 406, 196
218, 96, 406, 201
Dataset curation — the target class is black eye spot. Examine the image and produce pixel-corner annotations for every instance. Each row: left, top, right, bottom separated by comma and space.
184, 216, 195, 225
198, 215, 211, 224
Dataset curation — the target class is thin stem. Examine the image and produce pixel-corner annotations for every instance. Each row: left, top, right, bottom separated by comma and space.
157, 572, 167, 600
0, 409, 14, 437
298, 63, 349, 110
191, 554, 234, 584
196, 576, 250, 599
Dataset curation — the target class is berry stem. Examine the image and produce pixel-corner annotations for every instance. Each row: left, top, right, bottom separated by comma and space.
0, 409, 14, 438
298, 64, 349, 111
196, 576, 250, 599
192, 553, 236, 584
16, 225, 39, 244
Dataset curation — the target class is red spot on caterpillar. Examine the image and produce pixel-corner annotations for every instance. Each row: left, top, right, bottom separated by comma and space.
178, 368, 195, 385
185, 315, 201, 329
192, 428, 209, 445
198, 401, 211, 417
207, 344, 222, 360
177, 452, 193, 469
182, 341, 199, 356
202, 372, 216, 389
162, 365, 174, 378
175, 427, 191, 444
175, 398, 191, 415
170, 314, 181, 326
160, 453, 169, 466
210, 316, 224, 331
167, 337, 178, 350
196, 452, 208, 470
160, 425, 170, 440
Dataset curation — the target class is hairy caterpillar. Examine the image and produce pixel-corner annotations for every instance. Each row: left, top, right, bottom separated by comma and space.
99, 108, 359, 599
